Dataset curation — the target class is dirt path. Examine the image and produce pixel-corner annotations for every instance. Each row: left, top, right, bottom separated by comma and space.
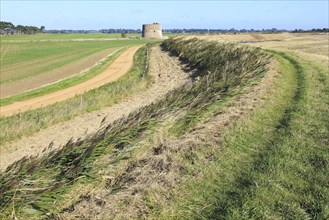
0, 46, 140, 116
0, 45, 190, 171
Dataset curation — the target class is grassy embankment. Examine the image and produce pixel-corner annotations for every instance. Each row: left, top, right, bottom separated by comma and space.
0, 45, 151, 144
0, 38, 327, 219
0, 38, 271, 218
152, 51, 328, 219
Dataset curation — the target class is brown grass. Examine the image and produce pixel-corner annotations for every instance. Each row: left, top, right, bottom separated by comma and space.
192, 32, 293, 43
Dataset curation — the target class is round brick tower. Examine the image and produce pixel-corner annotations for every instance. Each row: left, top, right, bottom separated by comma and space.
142, 23, 162, 39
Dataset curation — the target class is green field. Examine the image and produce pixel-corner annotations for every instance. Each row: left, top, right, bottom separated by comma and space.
0, 33, 141, 40
0, 48, 124, 106
0, 37, 159, 99
1, 39, 153, 84
0, 33, 178, 41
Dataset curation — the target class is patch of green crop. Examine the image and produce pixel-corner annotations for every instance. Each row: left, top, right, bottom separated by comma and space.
0, 48, 124, 106
0, 40, 157, 84
0, 33, 142, 40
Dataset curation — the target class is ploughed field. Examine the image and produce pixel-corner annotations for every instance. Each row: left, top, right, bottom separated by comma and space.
0, 33, 328, 219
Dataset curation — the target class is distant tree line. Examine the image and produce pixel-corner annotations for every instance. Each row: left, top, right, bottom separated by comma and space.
2, 21, 328, 36
44, 29, 141, 34
46, 29, 100, 34
163, 28, 328, 34
97, 28, 329, 35
292, 28, 329, 33
0, 21, 45, 35
99, 29, 142, 34
98, 28, 288, 34
163, 28, 288, 34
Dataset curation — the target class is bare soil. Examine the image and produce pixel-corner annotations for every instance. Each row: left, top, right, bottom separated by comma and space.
0, 46, 140, 116
0, 45, 190, 171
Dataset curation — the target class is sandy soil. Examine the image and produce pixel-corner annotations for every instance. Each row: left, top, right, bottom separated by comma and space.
0, 45, 190, 171
0, 47, 121, 97
0, 46, 140, 116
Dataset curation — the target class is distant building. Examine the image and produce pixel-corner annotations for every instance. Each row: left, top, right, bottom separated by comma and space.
0, 28, 16, 35
142, 23, 162, 39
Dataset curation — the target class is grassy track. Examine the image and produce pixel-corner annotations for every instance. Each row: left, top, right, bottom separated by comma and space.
154, 51, 329, 219
0, 45, 151, 144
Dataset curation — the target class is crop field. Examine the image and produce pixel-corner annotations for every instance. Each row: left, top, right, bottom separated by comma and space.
0, 33, 177, 41
0, 33, 328, 219
0, 33, 141, 40
0, 38, 157, 98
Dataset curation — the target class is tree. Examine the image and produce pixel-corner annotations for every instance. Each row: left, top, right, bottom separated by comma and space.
0, 21, 14, 29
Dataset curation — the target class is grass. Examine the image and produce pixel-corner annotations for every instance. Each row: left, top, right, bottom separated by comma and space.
0, 45, 151, 145
151, 51, 329, 219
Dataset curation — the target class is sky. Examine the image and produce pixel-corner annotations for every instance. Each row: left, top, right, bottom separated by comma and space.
1, 0, 328, 30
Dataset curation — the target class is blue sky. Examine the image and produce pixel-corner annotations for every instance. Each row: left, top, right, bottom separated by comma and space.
1, 1, 328, 30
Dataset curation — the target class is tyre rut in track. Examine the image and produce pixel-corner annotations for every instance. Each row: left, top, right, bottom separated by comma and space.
207, 51, 307, 219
